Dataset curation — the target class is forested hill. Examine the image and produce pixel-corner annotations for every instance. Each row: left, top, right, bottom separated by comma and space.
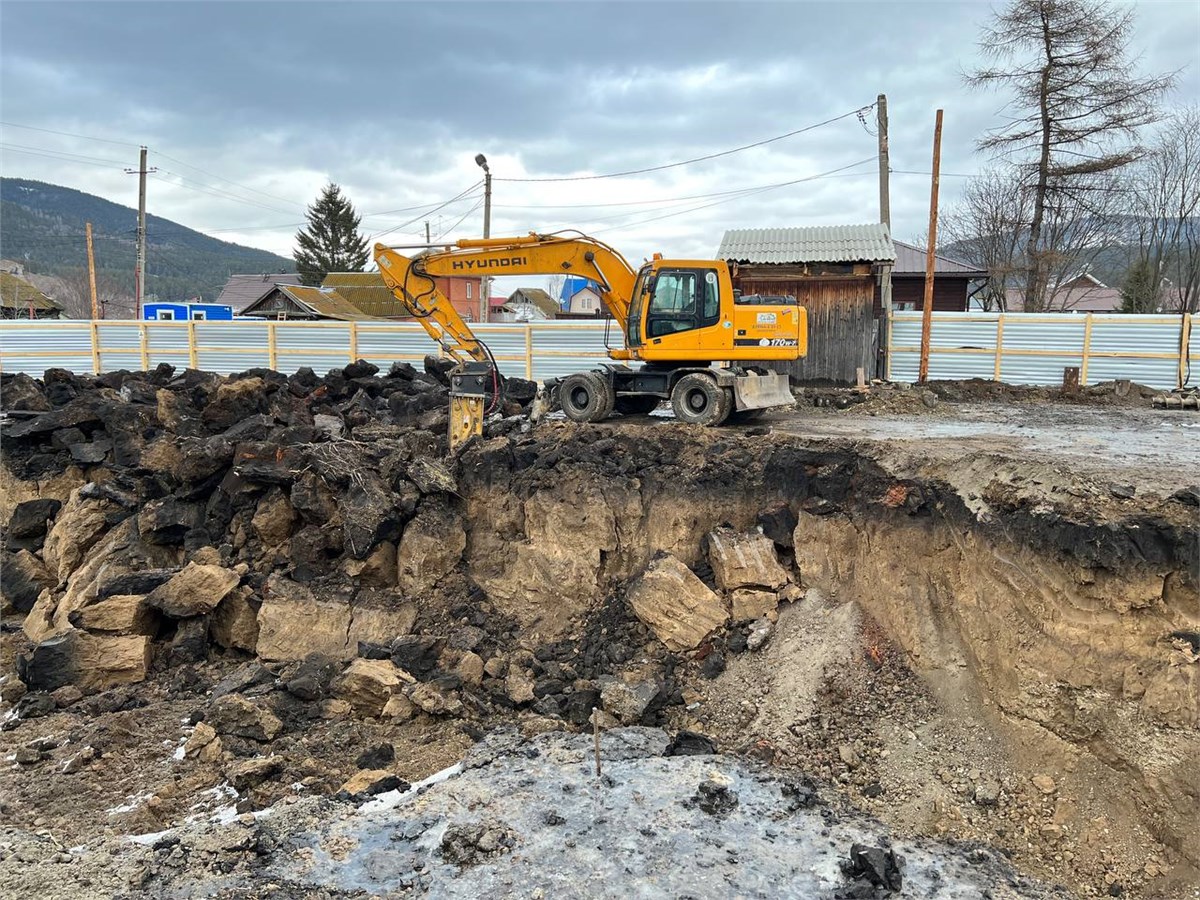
0, 178, 294, 302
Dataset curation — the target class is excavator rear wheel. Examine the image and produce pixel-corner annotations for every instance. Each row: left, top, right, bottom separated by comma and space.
671, 373, 731, 426
560, 371, 611, 423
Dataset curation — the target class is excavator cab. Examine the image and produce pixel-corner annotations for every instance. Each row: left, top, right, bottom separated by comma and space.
626, 260, 805, 364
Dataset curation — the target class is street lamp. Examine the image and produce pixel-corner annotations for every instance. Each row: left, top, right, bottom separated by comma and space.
476, 153, 491, 322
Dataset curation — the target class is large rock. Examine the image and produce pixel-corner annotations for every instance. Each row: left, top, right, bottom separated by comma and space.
706, 528, 789, 591
397, 499, 465, 596
18, 629, 151, 693
1, 550, 54, 613
341, 477, 403, 560
7, 498, 62, 547
201, 377, 267, 430
145, 562, 240, 618
211, 587, 260, 652
255, 576, 415, 662
600, 677, 660, 724
137, 496, 204, 545
334, 658, 410, 717
67, 594, 159, 635
42, 489, 114, 583
730, 588, 779, 623
252, 489, 296, 548
626, 554, 727, 651
207, 694, 283, 742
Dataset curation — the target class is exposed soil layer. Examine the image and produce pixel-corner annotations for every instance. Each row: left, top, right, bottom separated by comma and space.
1, 368, 1197, 899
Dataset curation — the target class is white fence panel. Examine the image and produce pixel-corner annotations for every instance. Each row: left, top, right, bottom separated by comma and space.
889, 312, 1193, 391
0, 319, 623, 382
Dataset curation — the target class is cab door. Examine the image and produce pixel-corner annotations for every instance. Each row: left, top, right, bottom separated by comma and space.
641, 268, 722, 358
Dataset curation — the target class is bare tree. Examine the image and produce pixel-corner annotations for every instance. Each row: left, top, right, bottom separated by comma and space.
966, 0, 1174, 310
1129, 107, 1200, 314
941, 167, 1032, 311
54, 268, 136, 319
545, 274, 566, 308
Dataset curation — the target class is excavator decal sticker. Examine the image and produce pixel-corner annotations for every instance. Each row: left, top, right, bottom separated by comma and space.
450, 257, 528, 271
735, 338, 799, 347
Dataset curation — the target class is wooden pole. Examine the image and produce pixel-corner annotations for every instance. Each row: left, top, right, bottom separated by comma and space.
877, 94, 890, 230
917, 109, 944, 384
86, 222, 100, 319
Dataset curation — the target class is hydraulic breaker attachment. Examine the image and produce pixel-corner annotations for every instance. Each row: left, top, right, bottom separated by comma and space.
449, 362, 490, 451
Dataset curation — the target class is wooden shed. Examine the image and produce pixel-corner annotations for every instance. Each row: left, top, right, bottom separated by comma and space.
717, 225, 895, 384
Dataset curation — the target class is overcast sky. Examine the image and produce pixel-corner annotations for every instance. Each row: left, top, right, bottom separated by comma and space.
2, 0, 1197, 270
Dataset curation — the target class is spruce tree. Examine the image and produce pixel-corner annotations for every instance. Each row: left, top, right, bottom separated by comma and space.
1120, 258, 1159, 313
293, 183, 369, 285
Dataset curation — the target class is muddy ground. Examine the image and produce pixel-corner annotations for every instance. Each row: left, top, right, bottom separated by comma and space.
1, 368, 1197, 899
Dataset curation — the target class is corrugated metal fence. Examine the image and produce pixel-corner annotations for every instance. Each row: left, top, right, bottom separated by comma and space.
0, 319, 622, 381
888, 311, 1197, 391
3, 314, 1195, 391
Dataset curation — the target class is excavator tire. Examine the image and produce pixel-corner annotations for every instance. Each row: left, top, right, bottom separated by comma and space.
614, 395, 662, 416
560, 371, 610, 423
671, 373, 731, 426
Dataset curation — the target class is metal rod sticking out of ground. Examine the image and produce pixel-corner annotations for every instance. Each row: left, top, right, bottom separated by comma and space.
592, 708, 602, 777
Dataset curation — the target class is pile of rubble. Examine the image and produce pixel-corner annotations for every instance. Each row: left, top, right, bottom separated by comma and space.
1, 363, 803, 773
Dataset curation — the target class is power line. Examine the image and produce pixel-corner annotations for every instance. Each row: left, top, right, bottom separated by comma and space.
370, 181, 484, 241
0, 121, 141, 148
150, 150, 307, 210
152, 170, 298, 216
0, 143, 129, 170
497, 104, 876, 183
434, 198, 485, 242
590, 157, 876, 235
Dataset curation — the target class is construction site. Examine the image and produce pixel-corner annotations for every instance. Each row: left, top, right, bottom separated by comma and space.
0, 321, 1197, 898
1, 1, 1198, 897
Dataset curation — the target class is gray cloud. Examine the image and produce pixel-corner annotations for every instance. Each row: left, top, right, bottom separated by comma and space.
2, 1, 1196, 266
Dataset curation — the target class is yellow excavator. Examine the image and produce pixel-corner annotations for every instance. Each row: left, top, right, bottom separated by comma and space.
374, 232, 807, 449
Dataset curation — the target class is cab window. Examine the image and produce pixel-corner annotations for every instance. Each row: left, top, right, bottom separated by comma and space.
646, 271, 698, 337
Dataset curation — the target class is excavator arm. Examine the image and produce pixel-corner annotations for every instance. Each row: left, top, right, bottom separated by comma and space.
374, 232, 640, 362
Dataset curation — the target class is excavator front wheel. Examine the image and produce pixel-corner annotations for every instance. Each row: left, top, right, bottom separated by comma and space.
671, 373, 731, 426
560, 371, 612, 423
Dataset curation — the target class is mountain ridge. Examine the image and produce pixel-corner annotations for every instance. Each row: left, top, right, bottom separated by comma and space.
0, 177, 295, 306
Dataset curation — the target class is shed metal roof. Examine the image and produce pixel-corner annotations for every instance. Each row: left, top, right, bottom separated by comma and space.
717, 224, 895, 265
321, 271, 409, 317
0, 271, 60, 310
216, 273, 303, 312
893, 240, 987, 277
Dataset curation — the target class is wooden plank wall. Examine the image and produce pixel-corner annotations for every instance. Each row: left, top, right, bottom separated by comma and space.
737, 274, 878, 384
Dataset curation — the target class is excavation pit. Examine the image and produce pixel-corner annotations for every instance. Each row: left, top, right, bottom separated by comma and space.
1, 366, 1197, 898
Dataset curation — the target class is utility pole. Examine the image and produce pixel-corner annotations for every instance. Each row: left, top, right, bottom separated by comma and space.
876, 94, 893, 381
877, 94, 890, 230
475, 153, 492, 322
125, 146, 156, 319
425, 221, 431, 244
918, 109, 944, 384
85, 222, 100, 319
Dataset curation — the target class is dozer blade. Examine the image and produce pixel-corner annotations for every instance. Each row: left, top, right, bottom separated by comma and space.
732, 371, 794, 411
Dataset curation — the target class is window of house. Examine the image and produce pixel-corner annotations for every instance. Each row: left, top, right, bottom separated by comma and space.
191, 310, 207, 321
156, 309, 175, 321
466, 283, 472, 299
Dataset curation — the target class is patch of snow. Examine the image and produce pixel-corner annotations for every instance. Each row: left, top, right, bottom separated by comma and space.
172, 745, 186, 762
359, 762, 464, 813
127, 829, 173, 846
108, 792, 153, 815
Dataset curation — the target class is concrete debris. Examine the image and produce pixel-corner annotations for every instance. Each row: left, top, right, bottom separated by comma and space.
206, 694, 283, 742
